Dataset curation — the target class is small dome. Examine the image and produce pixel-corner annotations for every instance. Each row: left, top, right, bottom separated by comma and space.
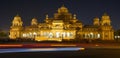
94, 17, 99, 21
31, 18, 38, 25
103, 12, 109, 16
32, 18, 37, 22
13, 14, 22, 22
102, 13, 110, 19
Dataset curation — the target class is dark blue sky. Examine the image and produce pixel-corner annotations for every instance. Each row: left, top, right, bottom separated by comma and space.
0, 0, 120, 31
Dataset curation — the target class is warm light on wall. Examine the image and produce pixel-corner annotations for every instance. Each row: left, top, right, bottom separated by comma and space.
33, 32, 37, 35
22, 34, 27, 37
97, 34, 100, 38
56, 32, 60, 38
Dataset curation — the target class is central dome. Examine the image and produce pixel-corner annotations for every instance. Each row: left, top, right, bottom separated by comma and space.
58, 5, 68, 13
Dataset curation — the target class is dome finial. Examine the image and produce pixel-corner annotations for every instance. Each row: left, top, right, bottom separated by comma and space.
103, 12, 108, 16
62, 4, 65, 7
15, 14, 20, 17
46, 14, 48, 19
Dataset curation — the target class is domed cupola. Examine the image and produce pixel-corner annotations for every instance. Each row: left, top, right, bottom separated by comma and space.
31, 18, 38, 25
101, 13, 111, 25
93, 17, 100, 25
12, 14, 23, 26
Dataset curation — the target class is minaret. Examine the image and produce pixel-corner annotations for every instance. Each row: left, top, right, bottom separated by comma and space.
101, 13, 111, 25
93, 17, 100, 26
31, 18, 38, 25
73, 14, 76, 19
72, 14, 77, 23
45, 14, 49, 23
12, 14, 23, 26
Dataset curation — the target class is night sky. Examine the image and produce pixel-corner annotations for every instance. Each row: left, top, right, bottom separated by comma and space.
0, 0, 120, 31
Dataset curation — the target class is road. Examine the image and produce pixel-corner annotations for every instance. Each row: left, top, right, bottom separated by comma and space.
0, 43, 120, 58
0, 48, 120, 58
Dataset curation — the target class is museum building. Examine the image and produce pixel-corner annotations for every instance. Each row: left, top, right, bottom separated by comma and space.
9, 5, 114, 41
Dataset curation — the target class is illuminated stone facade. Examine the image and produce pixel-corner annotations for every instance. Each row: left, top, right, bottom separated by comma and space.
9, 5, 114, 41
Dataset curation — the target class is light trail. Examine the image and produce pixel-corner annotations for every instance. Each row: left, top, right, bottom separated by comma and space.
0, 44, 23, 47
51, 44, 76, 46
0, 47, 85, 53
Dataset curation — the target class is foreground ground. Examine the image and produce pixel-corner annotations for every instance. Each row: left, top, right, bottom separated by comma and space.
0, 48, 120, 58
0, 38, 120, 58
0, 43, 120, 58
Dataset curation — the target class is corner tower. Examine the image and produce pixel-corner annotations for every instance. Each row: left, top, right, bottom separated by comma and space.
12, 14, 23, 26
100, 13, 114, 40
9, 14, 23, 39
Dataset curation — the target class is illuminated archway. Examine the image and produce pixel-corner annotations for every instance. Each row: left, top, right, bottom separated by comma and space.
48, 32, 53, 38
